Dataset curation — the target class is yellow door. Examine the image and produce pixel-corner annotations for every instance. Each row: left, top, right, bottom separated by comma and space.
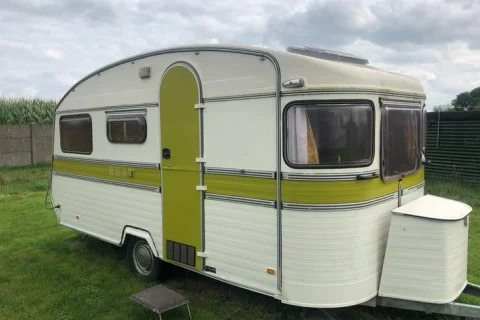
160, 65, 202, 269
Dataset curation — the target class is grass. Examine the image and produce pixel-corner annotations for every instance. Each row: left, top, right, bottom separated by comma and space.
0, 166, 479, 320
0, 164, 51, 194
0, 98, 56, 124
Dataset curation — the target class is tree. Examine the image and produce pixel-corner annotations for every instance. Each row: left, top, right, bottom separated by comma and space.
452, 91, 474, 110
470, 87, 480, 107
432, 103, 454, 112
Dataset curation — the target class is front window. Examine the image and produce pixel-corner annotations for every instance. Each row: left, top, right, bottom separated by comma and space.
285, 101, 374, 167
60, 114, 93, 154
381, 105, 422, 181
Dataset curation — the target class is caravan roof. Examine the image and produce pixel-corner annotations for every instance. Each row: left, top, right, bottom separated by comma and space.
56, 44, 425, 112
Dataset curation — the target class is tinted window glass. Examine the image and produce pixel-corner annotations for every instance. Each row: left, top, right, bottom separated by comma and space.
60, 114, 93, 154
382, 107, 422, 180
107, 116, 147, 143
286, 103, 373, 167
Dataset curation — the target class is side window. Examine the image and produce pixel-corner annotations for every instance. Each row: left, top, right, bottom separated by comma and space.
60, 114, 93, 154
106, 114, 147, 144
381, 106, 422, 181
285, 101, 374, 167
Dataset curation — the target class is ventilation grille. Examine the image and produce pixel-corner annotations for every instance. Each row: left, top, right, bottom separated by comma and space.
286, 46, 369, 65
166, 240, 196, 267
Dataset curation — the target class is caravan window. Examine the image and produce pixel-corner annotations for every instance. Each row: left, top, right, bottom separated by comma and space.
60, 114, 93, 154
106, 114, 147, 144
285, 102, 373, 167
381, 106, 422, 181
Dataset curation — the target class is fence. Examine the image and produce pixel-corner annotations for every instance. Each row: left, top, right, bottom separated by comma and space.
425, 111, 480, 182
0, 124, 53, 167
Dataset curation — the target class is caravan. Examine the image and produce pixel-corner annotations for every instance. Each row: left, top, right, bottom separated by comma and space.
50, 45, 479, 313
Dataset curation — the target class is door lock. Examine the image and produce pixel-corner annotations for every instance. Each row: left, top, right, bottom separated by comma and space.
162, 148, 171, 159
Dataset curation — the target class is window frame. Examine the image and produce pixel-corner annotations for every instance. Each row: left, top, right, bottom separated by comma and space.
380, 100, 423, 182
422, 106, 427, 154
282, 99, 376, 169
106, 113, 147, 144
59, 113, 93, 155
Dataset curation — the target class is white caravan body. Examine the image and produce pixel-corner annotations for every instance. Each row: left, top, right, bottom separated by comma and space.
50, 45, 471, 308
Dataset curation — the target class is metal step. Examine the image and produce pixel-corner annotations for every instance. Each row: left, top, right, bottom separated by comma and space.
130, 284, 191, 320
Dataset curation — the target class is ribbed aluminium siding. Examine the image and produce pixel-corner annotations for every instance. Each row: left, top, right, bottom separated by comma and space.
425, 111, 480, 182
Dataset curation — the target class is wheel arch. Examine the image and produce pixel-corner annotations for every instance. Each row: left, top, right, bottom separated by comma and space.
120, 226, 160, 258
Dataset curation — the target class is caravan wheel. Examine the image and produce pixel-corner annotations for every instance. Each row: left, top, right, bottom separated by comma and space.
127, 238, 161, 281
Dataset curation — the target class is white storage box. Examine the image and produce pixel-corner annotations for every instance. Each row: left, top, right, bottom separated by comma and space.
379, 194, 472, 304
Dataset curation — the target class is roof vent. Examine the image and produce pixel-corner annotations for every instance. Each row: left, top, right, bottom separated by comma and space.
286, 46, 369, 65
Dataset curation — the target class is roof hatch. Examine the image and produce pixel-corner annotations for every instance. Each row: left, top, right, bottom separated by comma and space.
286, 46, 369, 65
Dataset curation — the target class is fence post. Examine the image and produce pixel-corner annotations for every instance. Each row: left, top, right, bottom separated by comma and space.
30, 124, 34, 165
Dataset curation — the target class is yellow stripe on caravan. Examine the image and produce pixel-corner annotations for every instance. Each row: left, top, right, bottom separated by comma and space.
282, 177, 397, 204
282, 167, 424, 204
205, 174, 277, 200
206, 167, 424, 204
52, 159, 161, 187
402, 166, 425, 188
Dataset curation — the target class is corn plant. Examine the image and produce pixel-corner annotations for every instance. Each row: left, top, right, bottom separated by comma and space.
0, 98, 57, 124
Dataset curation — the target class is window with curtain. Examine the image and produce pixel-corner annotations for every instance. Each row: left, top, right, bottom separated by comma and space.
106, 115, 147, 144
285, 102, 373, 167
382, 107, 422, 181
60, 114, 93, 154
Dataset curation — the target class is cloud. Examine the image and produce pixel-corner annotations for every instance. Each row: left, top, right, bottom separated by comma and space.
43, 49, 64, 60
0, 0, 118, 23
22, 86, 38, 98
0, 0, 479, 108
267, 0, 480, 49
54, 73, 78, 86
0, 39, 32, 50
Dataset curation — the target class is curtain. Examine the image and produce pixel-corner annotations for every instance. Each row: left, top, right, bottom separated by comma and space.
307, 115, 320, 164
287, 107, 319, 164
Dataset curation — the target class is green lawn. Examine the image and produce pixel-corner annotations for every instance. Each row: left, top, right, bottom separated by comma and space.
0, 165, 479, 320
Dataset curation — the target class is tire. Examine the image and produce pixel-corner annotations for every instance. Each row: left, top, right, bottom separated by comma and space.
127, 237, 162, 281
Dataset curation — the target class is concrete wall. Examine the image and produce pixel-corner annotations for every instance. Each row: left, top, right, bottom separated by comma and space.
0, 124, 53, 167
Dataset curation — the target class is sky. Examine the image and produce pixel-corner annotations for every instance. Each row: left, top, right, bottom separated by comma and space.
0, 0, 479, 109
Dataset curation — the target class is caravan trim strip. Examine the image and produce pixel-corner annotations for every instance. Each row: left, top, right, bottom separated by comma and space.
53, 155, 160, 169
55, 103, 158, 115
205, 167, 275, 179
52, 171, 161, 192
282, 192, 397, 211
282, 170, 379, 181
205, 193, 276, 208
403, 180, 425, 196
282, 88, 426, 100
204, 93, 276, 102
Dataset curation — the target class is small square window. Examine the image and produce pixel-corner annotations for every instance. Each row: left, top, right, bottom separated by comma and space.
107, 115, 147, 144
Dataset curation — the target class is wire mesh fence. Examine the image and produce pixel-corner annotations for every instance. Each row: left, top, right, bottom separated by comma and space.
425, 111, 480, 183
0, 164, 51, 195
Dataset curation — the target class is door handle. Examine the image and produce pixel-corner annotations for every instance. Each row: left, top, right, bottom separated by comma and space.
356, 172, 379, 180
162, 148, 171, 159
